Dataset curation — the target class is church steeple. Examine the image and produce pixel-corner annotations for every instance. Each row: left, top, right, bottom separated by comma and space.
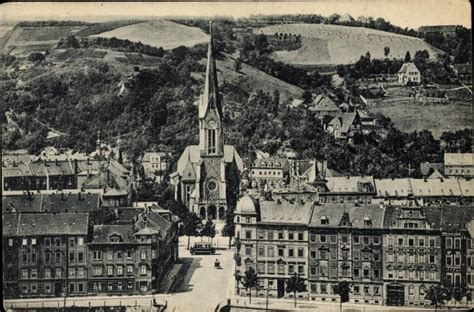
198, 21, 224, 156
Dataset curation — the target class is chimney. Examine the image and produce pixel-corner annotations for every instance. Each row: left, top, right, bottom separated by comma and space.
74, 159, 78, 174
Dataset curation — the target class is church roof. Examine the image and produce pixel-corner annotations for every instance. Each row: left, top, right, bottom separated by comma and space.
176, 145, 243, 177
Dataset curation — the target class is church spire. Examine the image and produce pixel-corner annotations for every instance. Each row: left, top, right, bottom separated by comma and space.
198, 21, 223, 119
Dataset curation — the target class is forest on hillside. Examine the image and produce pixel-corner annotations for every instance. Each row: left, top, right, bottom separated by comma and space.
1, 19, 472, 179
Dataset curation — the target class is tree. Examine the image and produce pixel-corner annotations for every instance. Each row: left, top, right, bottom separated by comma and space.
241, 267, 259, 304
181, 213, 202, 250
221, 213, 235, 249
384, 46, 390, 57
302, 90, 312, 103
286, 273, 307, 307
425, 284, 449, 312
333, 281, 351, 312
404, 51, 412, 62
201, 219, 216, 239
272, 90, 280, 114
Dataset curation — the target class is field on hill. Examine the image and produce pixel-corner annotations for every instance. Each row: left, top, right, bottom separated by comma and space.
257, 23, 442, 65
90, 20, 209, 50
367, 86, 472, 138
1, 25, 87, 55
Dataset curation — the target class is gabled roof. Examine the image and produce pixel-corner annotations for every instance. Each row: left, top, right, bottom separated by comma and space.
92, 224, 136, 244
325, 176, 375, 193
290, 99, 304, 108
375, 178, 413, 197
309, 203, 384, 228
410, 178, 462, 197
310, 94, 340, 113
176, 145, 243, 176
398, 62, 420, 75
253, 157, 288, 169
420, 162, 444, 176
428, 169, 446, 179
259, 200, 313, 225
135, 209, 173, 235
422, 205, 474, 233
329, 112, 358, 134
8, 213, 90, 236
444, 153, 473, 166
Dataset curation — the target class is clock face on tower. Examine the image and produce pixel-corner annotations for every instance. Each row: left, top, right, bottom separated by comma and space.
207, 119, 216, 128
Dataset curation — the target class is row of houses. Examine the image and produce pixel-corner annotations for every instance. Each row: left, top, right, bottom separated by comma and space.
245, 156, 474, 206
234, 195, 474, 307
2, 207, 178, 299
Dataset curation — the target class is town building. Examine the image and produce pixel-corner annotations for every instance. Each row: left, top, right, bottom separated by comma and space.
3, 213, 90, 298
444, 153, 474, 178
249, 157, 288, 190
309, 94, 341, 118
142, 152, 171, 183
326, 112, 362, 140
320, 176, 376, 204
397, 62, 421, 85
308, 203, 385, 305
418, 25, 462, 38
170, 25, 243, 220
234, 195, 314, 299
382, 200, 442, 307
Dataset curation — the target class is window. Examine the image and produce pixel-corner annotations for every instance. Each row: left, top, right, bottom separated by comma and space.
310, 234, 316, 242
268, 263, 275, 274
55, 251, 61, 262
93, 266, 102, 276
454, 238, 461, 249
69, 268, 75, 278
311, 266, 317, 275
278, 247, 284, 257
354, 236, 359, 244
267, 246, 274, 257
387, 253, 394, 262
45, 283, 51, 293
127, 250, 133, 259
310, 250, 316, 259
118, 282, 122, 291
257, 263, 265, 274
108, 283, 113, 291
429, 254, 436, 263
298, 265, 304, 274
418, 237, 425, 247
245, 231, 252, 239
69, 252, 75, 261
278, 232, 284, 240
56, 268, 62, 278
78, 237, 84, 246
45, 268, 51, 278
258, 230, 264, 239
127, 265, 133, 274
454, 254, 461, 266
278, 264, 285, 274
374, 252, 380, 262
22, 238, 28, 246
298, 233, 304, 241
288, 248, 294, 257
320, 235, 326, 243
78, 252, 84, 262
330, 235, 337, 243
107, 251, 113, 260
354, 268, 360, 277
22, 251, 28, 263
8, 238, 14, 247
267, 231, 274, 240
363, 269, 370, 278
446, 255, 452, 266
117, 251, 122, 259
245, 246, 252, 256
409, 238, 414, 247
354, 286, 360, 294
374, 269, 380, 279
22, 269, 28, 278
107, 266, 113, 276
354, 251, 360, 261
374, 286, 380, 295
93, 251, 102, 260
429, 238, 435, 247
77, 268, 84, 278
446, 237, 453, 249
288, 232, 294, 240
69, 237, 75, 247
128, 281, 133, 289
298, 248, 304, 257
363, 236, 370, 245
31, 284, 37, 293
364, 286, 370, 295
258, 247, 265, 257
140, 265, 147, 275
398, 237, 404, 246
388, 237, 393, 246
31, 238, 37, 245
320, 284, 327, 294
141, 251, 146, 260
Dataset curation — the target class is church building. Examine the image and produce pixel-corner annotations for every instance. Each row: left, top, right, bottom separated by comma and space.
170, 23, 243, 220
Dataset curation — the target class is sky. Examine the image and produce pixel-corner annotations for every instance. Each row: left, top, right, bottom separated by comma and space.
0, 1, 471, 30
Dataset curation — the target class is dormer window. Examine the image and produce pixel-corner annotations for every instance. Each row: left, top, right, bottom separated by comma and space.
364, 217, 372, 226
110, 234, 122, 243
321, 216, 329, 225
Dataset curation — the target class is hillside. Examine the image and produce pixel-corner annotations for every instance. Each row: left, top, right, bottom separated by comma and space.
257, 23, 442, 65
90, 20, 209, 50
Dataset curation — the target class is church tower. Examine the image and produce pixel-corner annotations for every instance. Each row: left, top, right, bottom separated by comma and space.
171, 21, 243, 220
198, 22, 224, 157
